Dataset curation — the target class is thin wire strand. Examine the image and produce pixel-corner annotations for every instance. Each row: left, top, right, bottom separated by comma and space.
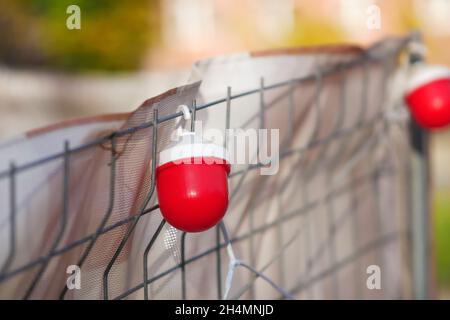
59, 135, 118, 299
0, 204, 158, 283
0, 36, 416, 300
180, 232, 187, 300
0, 41, 411, 181
143, 219, 166, 300
230, 224, 302, 299
102, 108, 158, 300
0, 113, 384, 284
0, 163, 16, 275
287, 231, 404, 297
113, 167, 394, 300
23, 141, 70, 299
216, 86, 232, 300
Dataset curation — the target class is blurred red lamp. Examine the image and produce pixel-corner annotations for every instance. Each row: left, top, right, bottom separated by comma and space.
405, 64, 450, 129
156, 132, 230, 232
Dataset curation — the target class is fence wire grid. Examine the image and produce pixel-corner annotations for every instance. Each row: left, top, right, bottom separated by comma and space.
0, 33, 429, 300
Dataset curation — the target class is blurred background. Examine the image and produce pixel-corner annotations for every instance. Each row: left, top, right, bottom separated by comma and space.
0, 0, 449, 298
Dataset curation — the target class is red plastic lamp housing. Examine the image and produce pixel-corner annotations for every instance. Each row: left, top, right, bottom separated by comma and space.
156, 133, 230, 232
405, 64, 450, 129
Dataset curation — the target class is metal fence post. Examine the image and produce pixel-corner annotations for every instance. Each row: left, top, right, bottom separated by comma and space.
409, 120, 430, 300
408, 32, 431, 300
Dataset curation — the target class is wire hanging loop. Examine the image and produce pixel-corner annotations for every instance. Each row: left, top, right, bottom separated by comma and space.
174, 104, 194, 138
219, 221, 294, 300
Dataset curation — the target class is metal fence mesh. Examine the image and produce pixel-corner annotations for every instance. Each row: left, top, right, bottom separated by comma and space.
0, 35, 421, 299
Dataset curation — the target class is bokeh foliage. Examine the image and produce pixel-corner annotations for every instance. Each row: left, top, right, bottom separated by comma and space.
434, 189, 450, 287
0, 0, 160, 72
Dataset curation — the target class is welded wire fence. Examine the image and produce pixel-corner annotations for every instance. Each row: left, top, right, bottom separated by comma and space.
0, 34, 429, 300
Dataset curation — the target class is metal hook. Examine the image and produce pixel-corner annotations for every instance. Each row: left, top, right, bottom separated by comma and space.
407, 32, 426, 64
178, 104, 191, 121
174, 104, 193, 137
